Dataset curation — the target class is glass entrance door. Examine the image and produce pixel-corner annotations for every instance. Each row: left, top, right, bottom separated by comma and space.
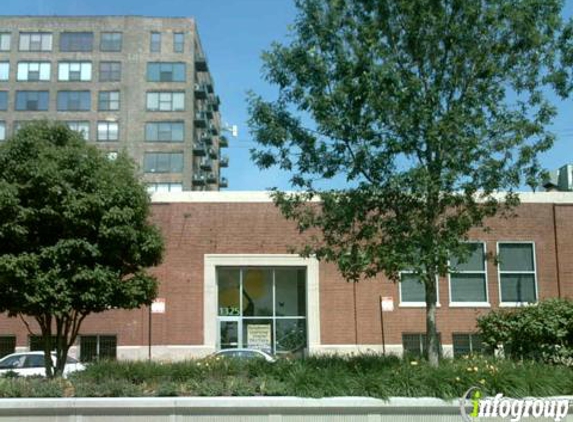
218, 319, 240, 349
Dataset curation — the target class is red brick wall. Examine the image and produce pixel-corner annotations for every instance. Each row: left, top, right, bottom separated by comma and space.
0, 200, 570, 349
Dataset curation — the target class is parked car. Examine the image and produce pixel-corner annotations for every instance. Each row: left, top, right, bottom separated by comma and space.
0, 351, 85, 378
211, 348, 276, 363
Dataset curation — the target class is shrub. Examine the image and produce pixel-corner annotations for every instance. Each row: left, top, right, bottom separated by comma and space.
477, 298, 573, 365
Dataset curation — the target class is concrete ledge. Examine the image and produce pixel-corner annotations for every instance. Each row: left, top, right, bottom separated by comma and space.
0, 396, 571, 421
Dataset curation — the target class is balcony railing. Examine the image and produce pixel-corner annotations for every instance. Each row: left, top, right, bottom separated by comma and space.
220, 156, 229, 168
194, 83, 208, 100
192, 174, 206, 186
194, 112, 208, 128
200, 158, 212, 171
219, 177, 228, 188
219, 135, 228, 148
195, 55, 208, 72
193, 143, 206, 156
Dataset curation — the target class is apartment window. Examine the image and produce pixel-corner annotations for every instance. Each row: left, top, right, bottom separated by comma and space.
498, 242, 537, 304
147, 62, 186, 82
100, 32, 122, 52
402, 333, 442, 357
173, 32, 184, 53
146, 92, 185, 111
143, 152, 184, 173
150, 32, 161, 52
15, 91, 49, 111
80, 335, 117, 362
452, 333, 484, 358
147, 182, 183, 193
60, 32, 93, 52
66, 121, 90, 140
0, 122, 6, 141
0, 91, 7, 111
98, 91, 120, 111
0, 62, 9, 81
399, 272, 426, 305
0, 33, 11, 51
97, 121, 119, 141
58, 62, 91, 81
145, 121, 184, 142
19, 32, 52, 51
449, 242, 488, 304
0, 336, 15, 358
57, 91, 91, 111
99, 62, 121, 82
17, 62, 51, 82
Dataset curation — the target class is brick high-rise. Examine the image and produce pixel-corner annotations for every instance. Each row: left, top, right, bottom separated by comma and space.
0, 16, 228, 191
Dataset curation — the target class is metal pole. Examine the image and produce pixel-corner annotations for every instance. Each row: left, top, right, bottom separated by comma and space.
379, 296, 386, 355
148, 305, 152, 360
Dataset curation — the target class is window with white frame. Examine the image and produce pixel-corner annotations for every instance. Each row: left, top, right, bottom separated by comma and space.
58, 62, 91, 81
0, 33, 11, 51
65, 121, 90, 140
146, 91, 185, 111
0, 122, 6, 141
0, 62, 9, 81
449, 242, 488, 304
98, 91, 120, 111
97, 121, 119, 142
19, 32, 52, 51
17, 62, 51, 81
498, 242, 537, 304
399, 272, 426, 304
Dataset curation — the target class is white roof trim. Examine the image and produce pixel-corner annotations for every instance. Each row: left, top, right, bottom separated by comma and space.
150, 191, 573, 204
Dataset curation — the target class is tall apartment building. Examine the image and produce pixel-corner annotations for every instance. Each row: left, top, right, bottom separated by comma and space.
0, 16, 228, 191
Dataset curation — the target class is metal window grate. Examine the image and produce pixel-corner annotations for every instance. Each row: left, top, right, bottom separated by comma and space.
29, 335, 57, 351
402, 333, 442, 358
0, 336, 16, 358
80, 335, 117, 362
453, 333, 484, 358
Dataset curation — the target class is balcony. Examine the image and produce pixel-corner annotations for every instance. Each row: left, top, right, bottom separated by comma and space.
209, 124, 219, 136
211, 95, 220, 112
193, 143, 206, 156
219, 135, 229, 148
206, 172, 217, 184
192, 173, 206, 186
205, 105, 214, 119
195, 55, 208, 72
219, 177, 228, 188
200, 158, 212, 171
208, 147, 217, 160
220, 156, 229, 168
206, 81, 214, 94
200, 133, 213, 146
194, 83, 208, 100
194, 111, 208, 128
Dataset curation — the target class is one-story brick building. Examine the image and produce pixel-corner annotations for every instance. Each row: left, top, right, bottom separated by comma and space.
1, 191, 572, 361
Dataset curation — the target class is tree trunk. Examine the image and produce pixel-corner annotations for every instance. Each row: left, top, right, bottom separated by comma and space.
424, 273, 440, 367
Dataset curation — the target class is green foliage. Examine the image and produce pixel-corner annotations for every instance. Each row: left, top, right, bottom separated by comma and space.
0, 377, 65, 398
3, 355, 573, 398
0, 121, 164, 377
247, 0, 573, 366
477, 298, 573, 365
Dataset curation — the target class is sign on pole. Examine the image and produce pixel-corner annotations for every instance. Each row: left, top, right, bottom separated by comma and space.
381, 296, 394, 312
151, 298, 166, 314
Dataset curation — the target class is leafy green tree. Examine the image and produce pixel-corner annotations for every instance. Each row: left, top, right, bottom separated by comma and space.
0, 121, 163, 377
248, 0, 573, 365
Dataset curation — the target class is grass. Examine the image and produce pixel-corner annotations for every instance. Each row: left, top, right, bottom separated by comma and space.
1, 354, 572, 398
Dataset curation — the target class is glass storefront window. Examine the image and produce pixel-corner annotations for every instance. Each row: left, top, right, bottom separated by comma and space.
217, 267, 307, 355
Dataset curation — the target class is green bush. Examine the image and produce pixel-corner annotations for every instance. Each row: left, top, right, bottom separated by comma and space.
477, 298, 573, 365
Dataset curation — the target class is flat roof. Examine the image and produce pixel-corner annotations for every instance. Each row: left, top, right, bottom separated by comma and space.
151, 191, 573, 204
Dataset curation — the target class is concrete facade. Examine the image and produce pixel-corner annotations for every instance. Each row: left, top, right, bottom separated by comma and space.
0, 16, 227, 191
1, 191, 573, 360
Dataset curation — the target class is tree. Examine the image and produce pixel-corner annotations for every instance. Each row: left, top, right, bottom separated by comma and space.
0, 121, 163, 377
248, 0, 573, 366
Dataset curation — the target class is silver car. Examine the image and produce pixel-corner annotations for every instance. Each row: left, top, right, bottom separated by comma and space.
0, 351, 85, 378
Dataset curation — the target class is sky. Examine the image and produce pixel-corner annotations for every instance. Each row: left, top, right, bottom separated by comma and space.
2, 0, 573, 191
